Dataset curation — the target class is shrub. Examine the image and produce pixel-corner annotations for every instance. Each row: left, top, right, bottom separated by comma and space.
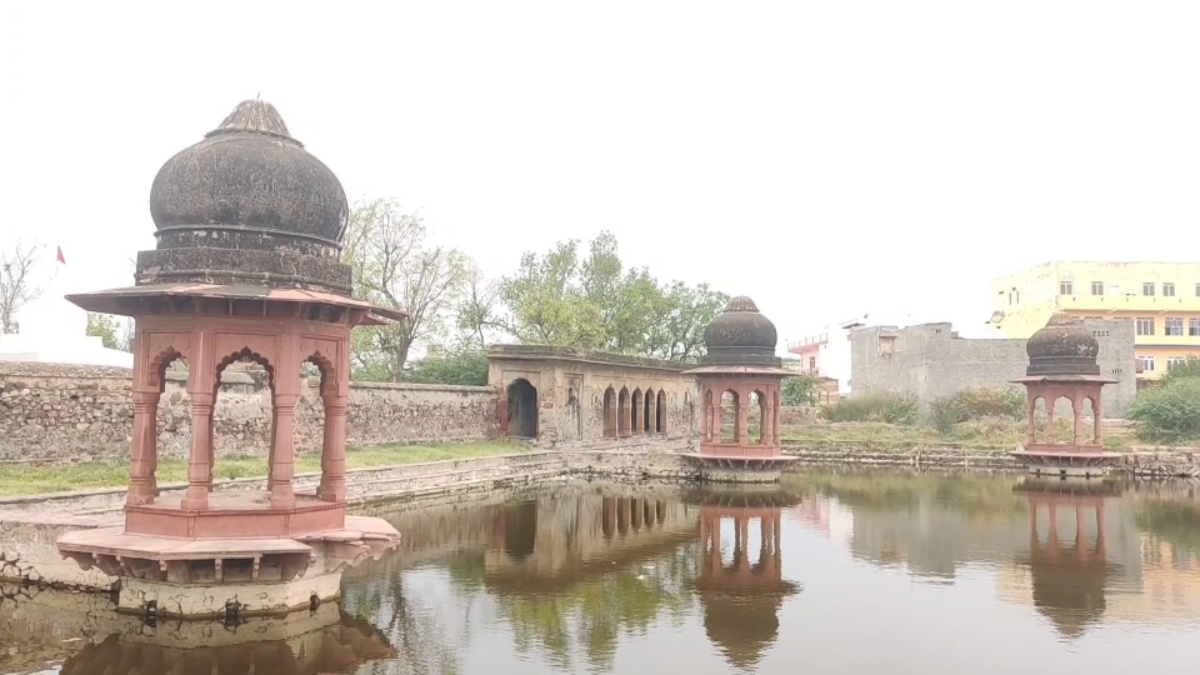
927, 387, 1024, 434
821, 394, 918, 425
1161, 355, 1200, 385
1129, 377, 1200, 444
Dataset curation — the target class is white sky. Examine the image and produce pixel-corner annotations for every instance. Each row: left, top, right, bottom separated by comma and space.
3, 1, 1199, 346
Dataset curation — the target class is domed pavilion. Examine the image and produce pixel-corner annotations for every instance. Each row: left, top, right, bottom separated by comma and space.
57, 100, 403, 618
1011, 313, 1120, 477
682, 296, 796, 482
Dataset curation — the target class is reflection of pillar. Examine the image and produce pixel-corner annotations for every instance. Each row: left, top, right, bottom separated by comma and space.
127, 390, 159, 506
318, 394, 349, 502
602, 498, 616, 539
617, 498, 629, 535
631, 498, 642, 530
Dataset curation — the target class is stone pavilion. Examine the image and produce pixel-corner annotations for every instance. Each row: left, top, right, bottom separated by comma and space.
57, 100, 403, 618
682, 296, 796, 482
1011, 313, 1121, 478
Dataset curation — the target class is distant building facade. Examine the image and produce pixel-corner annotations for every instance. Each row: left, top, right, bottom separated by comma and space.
849, 320, 1136, 418
989, 262, 1200, 382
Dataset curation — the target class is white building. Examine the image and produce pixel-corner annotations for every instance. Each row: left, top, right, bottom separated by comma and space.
0, 248, 133, 369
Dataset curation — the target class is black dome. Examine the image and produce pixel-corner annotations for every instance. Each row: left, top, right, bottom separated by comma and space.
136, 100, 353, 294
149, 100, 349, 246
1025, 313, 1100, 376
701, 296, 781, 367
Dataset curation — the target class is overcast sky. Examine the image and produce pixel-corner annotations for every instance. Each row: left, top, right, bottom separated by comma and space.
2, 1, 1198, 346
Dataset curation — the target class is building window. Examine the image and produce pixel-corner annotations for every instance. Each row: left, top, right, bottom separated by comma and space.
1190, 318, 1200, 336
1143, 282, 1156, 296
1137, 355, 1156, 372
1166, 317, 1184, 336
1136, 317, 1155, 336
1164, 282, 1176, 297
1168, 356, 1188, 371
1059, 280, 1073, 295
1090, 281, 1104, 295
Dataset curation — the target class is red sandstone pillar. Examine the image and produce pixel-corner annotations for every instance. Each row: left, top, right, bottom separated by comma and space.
181, 390, 214, 510
318, 395, 349, 502
1072, 393, 1084, 446
1046, 398, 1057, 444
1093, 392, 1103, 446
736, 390, 750, 445
761, 396, 774, 446
1025, 390, 1037, 445
633, 395, 644, 435
647, 394, 658, 436
270, 391, 299, 509
774, 388, 781, 445
127, 390, 159, 506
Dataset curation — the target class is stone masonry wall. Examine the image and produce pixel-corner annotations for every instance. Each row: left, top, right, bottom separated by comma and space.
0, 362, 497, 463
848, 319, 1136, 417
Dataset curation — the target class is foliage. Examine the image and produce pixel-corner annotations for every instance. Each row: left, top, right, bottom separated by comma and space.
0, 440, 528, 496
1129, 377, 1200, 444
1162, 355, 1200, 385
342, 198, 468, 381
499, 231, 727, 359
782, 374, 818, 406
85, 312, 132, 351
927, 387, 1024, 434
0, 240, 42, 333
404, 349, 489, 386
820, 393, 918, 425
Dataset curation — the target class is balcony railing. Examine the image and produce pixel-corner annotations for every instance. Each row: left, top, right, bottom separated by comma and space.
787, 333, 828, 352
1058, 293, 1200, 312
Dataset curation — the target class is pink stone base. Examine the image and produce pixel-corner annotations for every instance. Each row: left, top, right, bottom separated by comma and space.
1012, 446, 1122, 479
125, 492, 346, 539
681, 453, 797, 483
57, 514, 401, 616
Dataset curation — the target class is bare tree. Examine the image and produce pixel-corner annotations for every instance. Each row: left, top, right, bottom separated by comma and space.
0, 241, 43, 333
455, 259, 504, 350
343, 197, 466, 381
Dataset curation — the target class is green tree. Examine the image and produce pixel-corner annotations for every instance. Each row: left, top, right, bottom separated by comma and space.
404, 349, 489, 386
86, 312, 124, 351
342, 197, 468, 381
499, 231, 726, 360
782, 374, 817, 406
0, 240, 42, 334
1129, 377, 1200, 443
1162, 355, 1200, 385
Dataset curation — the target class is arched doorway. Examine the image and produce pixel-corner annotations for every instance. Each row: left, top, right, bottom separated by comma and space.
506, 379, 539, 439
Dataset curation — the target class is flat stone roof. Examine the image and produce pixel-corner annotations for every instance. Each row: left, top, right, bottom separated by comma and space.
488, 344, 692, 373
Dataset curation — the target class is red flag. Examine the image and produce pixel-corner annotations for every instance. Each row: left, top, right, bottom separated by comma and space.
56, 246, 65, 264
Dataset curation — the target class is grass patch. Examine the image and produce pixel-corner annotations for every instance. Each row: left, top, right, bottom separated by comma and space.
781, 421, 1134, 452
0, 440, 529, 497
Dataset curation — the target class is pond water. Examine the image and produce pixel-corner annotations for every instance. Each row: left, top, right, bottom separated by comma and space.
5, 471, 1200, 674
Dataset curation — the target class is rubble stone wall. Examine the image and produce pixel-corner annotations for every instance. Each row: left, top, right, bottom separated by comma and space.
0, 362, 497, 462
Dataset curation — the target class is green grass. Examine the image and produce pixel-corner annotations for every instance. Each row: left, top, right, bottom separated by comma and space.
0, 440, 529, 497
780, 421, 1134, 452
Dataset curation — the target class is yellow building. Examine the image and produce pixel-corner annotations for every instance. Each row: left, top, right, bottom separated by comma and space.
989, 262, 1200, 382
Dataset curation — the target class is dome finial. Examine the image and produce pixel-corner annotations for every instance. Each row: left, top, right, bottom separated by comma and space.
1025, 313, 1100, 376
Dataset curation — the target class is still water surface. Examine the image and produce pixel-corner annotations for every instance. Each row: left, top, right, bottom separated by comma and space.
6, 471, 1200, 674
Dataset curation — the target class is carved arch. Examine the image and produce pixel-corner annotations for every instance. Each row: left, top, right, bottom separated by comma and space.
216, 346, 276, 389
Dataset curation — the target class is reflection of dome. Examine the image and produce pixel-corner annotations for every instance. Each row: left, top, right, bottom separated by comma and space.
1025, 313, 1100, 376
1029, 557, 1108, 638
700, 296, 781, 367
700, 594, 784, 670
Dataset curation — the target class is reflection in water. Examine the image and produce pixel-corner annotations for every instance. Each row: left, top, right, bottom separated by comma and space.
1016, 479, 1121, 638
686, 488, 802, 670
11, 475, 1200, 673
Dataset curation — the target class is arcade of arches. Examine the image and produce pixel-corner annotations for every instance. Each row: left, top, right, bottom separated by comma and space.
489, 345, 698, 444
